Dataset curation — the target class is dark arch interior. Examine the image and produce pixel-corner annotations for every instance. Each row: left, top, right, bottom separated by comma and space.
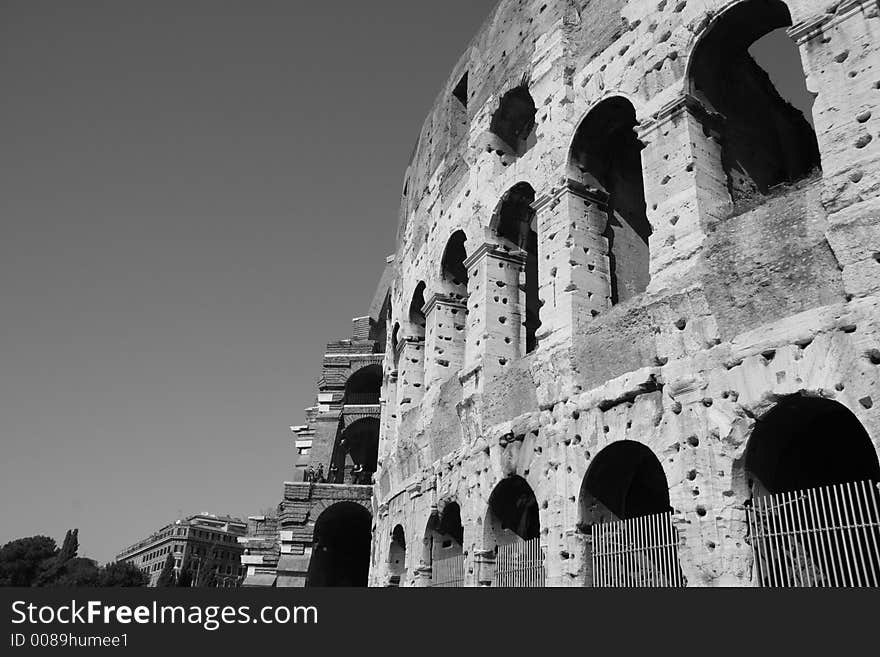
570, 97, 651, 305
441, 230, 469, 302
580, 441, 671, 524
307, 502, 372, 587
494, 183, 541, 353
690, 0, 821, 204
388, 525, 406, 586
331, 417, 379, 484
745, 395, 880, 496
409, 282, 427, 337
490, 86, 537, 156
487, 476, 540, 542
424, 501, 465, 570
345, 364, 382, 404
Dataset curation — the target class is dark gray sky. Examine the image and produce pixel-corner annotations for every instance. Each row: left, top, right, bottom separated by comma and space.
0, 2, 811, 565
0, 0, 496, 563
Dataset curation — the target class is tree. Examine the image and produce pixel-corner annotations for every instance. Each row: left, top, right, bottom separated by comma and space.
156, 554, 176, 587
195, 557, 217, 588
52, 558, 101, 587
33, 529, 79, 587
98, 561, 149, 587
0, 536, 57, 586
176, 558, 194, 587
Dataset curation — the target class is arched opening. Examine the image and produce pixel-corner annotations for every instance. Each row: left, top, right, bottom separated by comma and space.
485, 475, 540, 547
391, 322, 401, 368
409, 282, 427, 337
745, 395, 880, 498
344, 364, 382, 406
579, 441, 682, 587
689, 0, 821, 205
485, 476, 543, 586
441, 230, 469, 302
387, 525, 407, 587
330, 417, 379, 485
744, 395, 880, 587
579, 441, 671, 525
306, 502, 371, 587
423, 502, 465, 587
494, 183, 541, 353
489, 85, 537, 157
570, 97, 651, 305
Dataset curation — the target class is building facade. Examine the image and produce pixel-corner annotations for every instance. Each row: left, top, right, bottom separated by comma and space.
116, 513, 246, 587
289, 0, 880, 587
238, 515, 281, 587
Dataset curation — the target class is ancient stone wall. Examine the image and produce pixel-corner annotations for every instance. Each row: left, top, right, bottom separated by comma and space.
371, 0, 880, 587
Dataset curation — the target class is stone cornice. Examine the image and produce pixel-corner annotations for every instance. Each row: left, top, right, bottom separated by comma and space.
789, 0, 878, 44
422, 292, 468, 316
462, 242, 527, 270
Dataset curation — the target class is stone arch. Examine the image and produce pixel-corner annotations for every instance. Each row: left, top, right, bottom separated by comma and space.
744, 394, 880, 498
569, 96, 651, 305
742, 394, 880, 586
408, 281, 427, 339
387, 524, 407, 587
491, 183, 541, 353
330, 417, 379, 484
484, 475, 540, 550
306, 502, 372, 587
579, 440, 672, 526
422, 501, 465, 570
344, 364, 382, 405
686, 0, 821, 205
440, 230, 469, 302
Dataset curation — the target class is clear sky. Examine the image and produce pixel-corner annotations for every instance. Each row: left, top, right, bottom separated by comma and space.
0, 2, 811, 565
0, 0, 497, 563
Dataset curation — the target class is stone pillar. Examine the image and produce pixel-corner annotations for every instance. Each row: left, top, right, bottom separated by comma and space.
422, 293, 467, 393
639, 95, 730, 291
473, 549, 496, 587
460, 243, 526, 396
791, 0, 880, 214
792, 2, 880, 299
396, 336, 424, 411
414, 565, 433, 587
533, 181, 614, 347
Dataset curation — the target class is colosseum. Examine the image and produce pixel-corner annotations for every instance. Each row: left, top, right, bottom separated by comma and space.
269, 0, 880, 588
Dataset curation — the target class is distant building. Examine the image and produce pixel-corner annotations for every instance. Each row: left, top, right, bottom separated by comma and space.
238, 515, 280, 587
116, 513, 247, 587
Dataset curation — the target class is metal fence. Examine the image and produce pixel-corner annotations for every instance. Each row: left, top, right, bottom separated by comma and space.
430, 553, 466, 587
746, 480, 880, 587
591, 511, 684, 587
494, 537, 545, 587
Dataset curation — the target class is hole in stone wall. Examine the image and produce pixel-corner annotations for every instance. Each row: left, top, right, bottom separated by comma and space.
489, 86, 537, 157
570, 97, 651, 305
689, 0, 821, 205
449, 72, 470, 145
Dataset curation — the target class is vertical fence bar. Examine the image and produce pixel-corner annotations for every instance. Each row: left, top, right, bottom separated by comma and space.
862, 481, 880, 587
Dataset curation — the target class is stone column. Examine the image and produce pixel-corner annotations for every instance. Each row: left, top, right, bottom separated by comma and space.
792, 1, 880, 299
460, 243, 526, 397
472, 549, 496, 587
533, 181, 614, 347
396, 336, 424, 411
422, 292, 468, 393
639, 95, 730, 291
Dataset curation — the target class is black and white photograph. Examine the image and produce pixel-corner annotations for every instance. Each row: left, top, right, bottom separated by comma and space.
2, 0, 879, 649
